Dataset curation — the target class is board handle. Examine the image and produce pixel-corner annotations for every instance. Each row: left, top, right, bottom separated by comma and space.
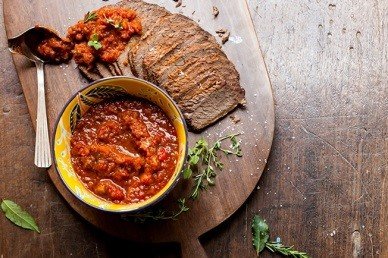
180, 238, 207, 258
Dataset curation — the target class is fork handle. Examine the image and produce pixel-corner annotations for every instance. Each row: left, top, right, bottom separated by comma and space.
34, 62, 52, 168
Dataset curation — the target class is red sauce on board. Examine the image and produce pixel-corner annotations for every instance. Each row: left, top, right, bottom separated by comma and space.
70, 99, 179, 204
37, 37, 73, 63
37, 7, 142, 67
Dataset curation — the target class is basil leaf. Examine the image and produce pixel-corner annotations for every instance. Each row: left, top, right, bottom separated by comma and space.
1, 200, 40, 233
252, 215, 269, 254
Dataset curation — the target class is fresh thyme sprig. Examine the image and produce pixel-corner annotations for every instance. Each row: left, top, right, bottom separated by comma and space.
123, 199, 189, 223
252, 215, 310, 258
183, 133, 242, 199
84, 11, 97, 23
266, 242, 310, 258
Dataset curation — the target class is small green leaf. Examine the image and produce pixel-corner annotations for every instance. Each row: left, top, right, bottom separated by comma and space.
84, 11, 97, 23
178, 198, 190, 212
189, 155, 200, 165
214, 160, 223, 169
1, 200, 40, 233
252, 215, 269, 254
196, 139, 207, 148
115, 22, 123, 30
183, 167, 192, 179
106, 18, 123, 30
231, 135, 238, 146
88, 34, 102, 50
89, 34, 100, 44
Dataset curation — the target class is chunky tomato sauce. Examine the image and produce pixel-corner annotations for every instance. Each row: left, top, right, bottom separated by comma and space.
37, 37, 73, 63
37, 7, 142, 67
70, 99, 179, 204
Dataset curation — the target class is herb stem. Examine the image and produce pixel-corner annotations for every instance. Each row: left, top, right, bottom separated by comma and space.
186, 133, 243, 199
266, 242, 310, 258
123, 199, 189, 223
191, 174, 205, 199
217, 133, 241, 142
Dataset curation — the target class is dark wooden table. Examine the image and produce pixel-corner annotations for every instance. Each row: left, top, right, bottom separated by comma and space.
0, 1, 386, 257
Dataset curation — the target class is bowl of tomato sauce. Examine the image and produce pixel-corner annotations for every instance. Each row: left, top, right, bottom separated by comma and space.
52, 77, 188, 213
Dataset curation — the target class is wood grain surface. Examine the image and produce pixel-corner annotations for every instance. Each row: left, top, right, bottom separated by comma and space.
2, 0, 275, 257
1, 0, 387, 258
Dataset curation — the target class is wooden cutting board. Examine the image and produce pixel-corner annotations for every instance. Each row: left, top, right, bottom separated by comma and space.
3, 0, 274, 257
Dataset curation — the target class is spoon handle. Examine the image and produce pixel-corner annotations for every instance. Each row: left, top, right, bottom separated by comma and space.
34, 62, 52, 168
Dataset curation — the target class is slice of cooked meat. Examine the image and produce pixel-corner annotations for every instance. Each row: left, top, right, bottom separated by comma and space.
187, 82, 245, 130
152, 47, 222, 101
144, 35, 215, 84
125, 1, 170, 77
112, 63, 122, 75
141, 15, 214, 82
137, 14, 203, 80
84, 0, 245, 130
96, 63, 113, 78
117, 44, 134, 77
79, 65, 102, 81
146, 35, 222, 102
129, 14, 177, 78
179, 48, 240, 104
107, 63, 120, 76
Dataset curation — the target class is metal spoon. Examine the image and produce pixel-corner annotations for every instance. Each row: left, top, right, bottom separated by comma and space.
8, 26, 63, 168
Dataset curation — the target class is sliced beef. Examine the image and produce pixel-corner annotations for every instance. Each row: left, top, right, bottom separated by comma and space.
145, 36, 215, 85
96, 63, 113, 78
123, 1, 171, 77
153, 47, 222, 102
106, 63, 120, 76
116, 44, 134, 77
78, 65, 102, 81
187, 83, 245, 130
179, 48, 240, 104
129, 14, 178, 78
82, 0, 245, 130
141, 20, 216, 84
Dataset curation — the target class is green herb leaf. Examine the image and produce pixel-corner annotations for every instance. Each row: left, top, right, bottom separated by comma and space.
252, 215, 269, 254
115, 22, 123, 30
105, 16, 123, 30
84, 11, 97, 23
183, 166, 192, 179
189, 155, 200, 165
251, 215, 310, 257
1, 200, 40, 233
266, 242, 310, 258
177, 198, 190, 212
185, 133, 243, 199
88, 34, 102, 50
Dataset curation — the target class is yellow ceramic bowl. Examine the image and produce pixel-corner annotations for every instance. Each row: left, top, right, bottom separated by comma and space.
52, 76, 188, 213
